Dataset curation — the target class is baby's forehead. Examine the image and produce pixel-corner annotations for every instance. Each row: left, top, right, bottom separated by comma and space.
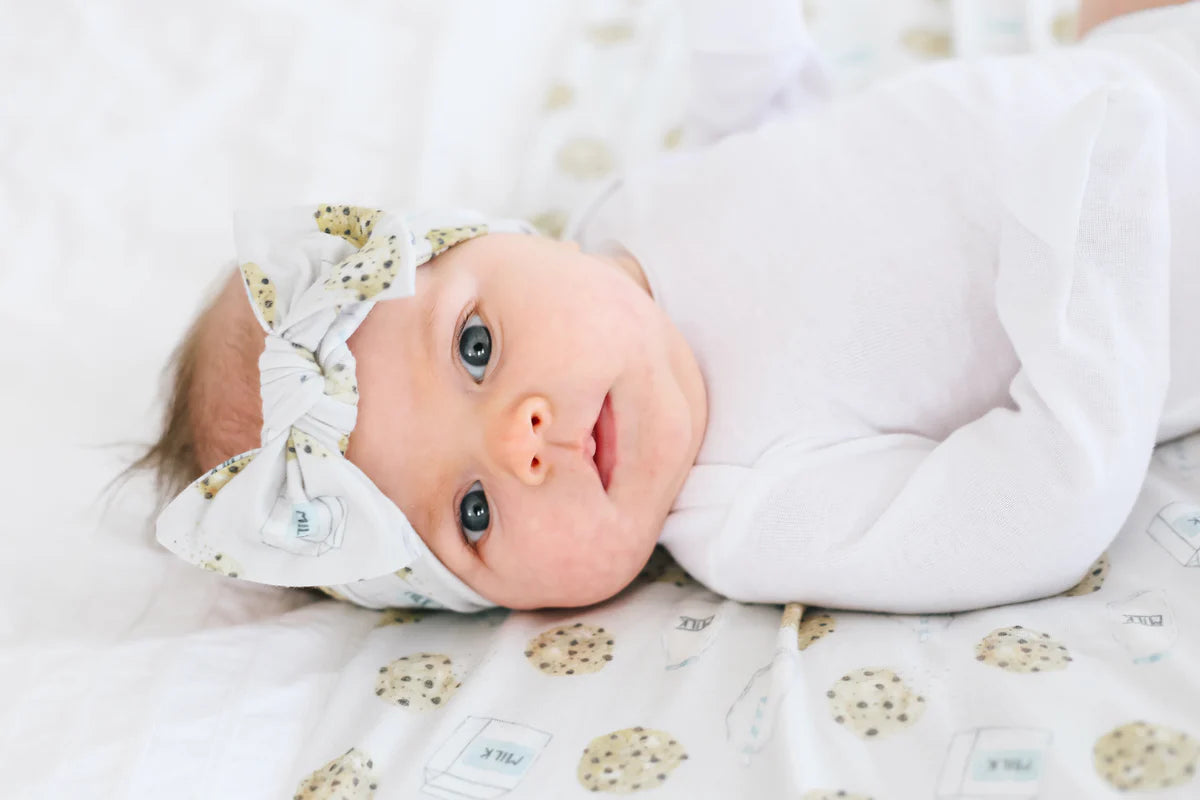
346, 283, 449, 500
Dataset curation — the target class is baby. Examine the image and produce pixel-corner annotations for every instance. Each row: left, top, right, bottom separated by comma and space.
135, 0, 1200, 614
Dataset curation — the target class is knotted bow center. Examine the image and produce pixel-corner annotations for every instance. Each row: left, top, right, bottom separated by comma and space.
259, 334, 349, 443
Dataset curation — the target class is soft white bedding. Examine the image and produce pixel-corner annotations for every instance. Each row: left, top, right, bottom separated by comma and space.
9, 1, 1200, 798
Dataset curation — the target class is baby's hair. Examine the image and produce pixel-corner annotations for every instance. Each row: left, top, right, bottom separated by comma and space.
113, 270, 264, 511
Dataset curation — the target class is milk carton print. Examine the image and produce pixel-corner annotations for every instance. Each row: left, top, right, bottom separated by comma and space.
423, 717, 551, 799
1146, 501, 1200, 566
662, 594, 725, 670
1106, 589, 1178, 664
936, 727, 1053, 799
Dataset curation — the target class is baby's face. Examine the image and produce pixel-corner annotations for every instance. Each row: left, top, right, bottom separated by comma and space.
345, 233, 707, 609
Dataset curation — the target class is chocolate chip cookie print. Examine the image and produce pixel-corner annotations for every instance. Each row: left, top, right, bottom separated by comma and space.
826, 667, 926, 739
375, 652, 461, 710
973, 625, 1072, 673
576, 727, 688, 793
525, 622, 614, 676
1093, 721, 1198, 791
1060, 552, 1109, 596
294, 747, 378, 800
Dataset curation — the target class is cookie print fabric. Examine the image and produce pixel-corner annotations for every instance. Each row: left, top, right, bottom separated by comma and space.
10, 421, 1200, 799
155, 204, 534, 612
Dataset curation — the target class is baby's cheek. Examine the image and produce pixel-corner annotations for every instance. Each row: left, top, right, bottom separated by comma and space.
484, 508, 646, 609
548, 513, 653, 603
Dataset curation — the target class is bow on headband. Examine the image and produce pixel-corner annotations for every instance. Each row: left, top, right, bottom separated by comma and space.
155, 204, 535, 611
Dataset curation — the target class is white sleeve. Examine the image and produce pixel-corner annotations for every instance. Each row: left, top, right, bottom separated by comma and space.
678, 0, 832, 147
698, 82, 1172, 614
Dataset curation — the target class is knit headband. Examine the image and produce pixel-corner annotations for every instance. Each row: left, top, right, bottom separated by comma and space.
155, 204, 536, 612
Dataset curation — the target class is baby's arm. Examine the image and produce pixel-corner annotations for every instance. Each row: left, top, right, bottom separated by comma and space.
711, 82, 1171, 613
679, 0, 832, 147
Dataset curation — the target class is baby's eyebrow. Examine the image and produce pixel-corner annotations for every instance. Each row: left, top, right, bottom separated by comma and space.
406, 453, 453, 555
421, 289, 444, 363
415, 290, 460, 547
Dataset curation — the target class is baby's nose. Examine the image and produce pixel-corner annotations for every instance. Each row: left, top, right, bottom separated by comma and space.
489, 395, 551, 486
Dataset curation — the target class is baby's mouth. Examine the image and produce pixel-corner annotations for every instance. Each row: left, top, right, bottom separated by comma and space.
591, 392, 615, 491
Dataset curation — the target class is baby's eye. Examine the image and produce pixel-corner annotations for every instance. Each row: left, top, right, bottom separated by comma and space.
459, 481, 490, 544
457, 313, 491, 382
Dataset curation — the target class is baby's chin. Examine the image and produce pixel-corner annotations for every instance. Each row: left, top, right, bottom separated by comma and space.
499, 576, 639, 611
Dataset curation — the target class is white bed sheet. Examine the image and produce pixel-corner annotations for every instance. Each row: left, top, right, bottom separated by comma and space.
8, 1, 1199, 798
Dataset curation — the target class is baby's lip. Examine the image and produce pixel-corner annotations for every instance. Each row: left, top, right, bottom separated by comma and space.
591, 392, 615, 492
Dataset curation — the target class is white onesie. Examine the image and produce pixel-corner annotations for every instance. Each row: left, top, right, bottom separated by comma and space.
567, 1, 1200, 613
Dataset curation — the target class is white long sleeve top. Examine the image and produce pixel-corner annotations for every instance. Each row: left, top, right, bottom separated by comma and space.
566, 1, 1200, 613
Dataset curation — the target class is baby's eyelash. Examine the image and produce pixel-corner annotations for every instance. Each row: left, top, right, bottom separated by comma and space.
453, 304, 477, 354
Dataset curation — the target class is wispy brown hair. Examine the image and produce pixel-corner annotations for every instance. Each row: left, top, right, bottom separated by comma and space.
113, 269, 264, 511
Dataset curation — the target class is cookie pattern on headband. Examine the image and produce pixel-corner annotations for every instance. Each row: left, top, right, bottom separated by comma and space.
427, 225, 487, 257
314, 204, 384, 249
318, 204, 405, 302
324, 235, 406, 302
196, 452, 257, 500
320, 219, 490, 302
241, 262, 277, 328
324, 362, 358, 405
202, 551, 242, 578
287, 430, 335, 462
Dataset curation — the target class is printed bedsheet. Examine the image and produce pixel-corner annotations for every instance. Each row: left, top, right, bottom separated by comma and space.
236, 432, 1200, 798
4, 432, 1195, 798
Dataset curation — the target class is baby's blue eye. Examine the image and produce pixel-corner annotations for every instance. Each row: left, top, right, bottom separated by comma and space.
459, 481, 489, 544
457, 313, 490, 382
